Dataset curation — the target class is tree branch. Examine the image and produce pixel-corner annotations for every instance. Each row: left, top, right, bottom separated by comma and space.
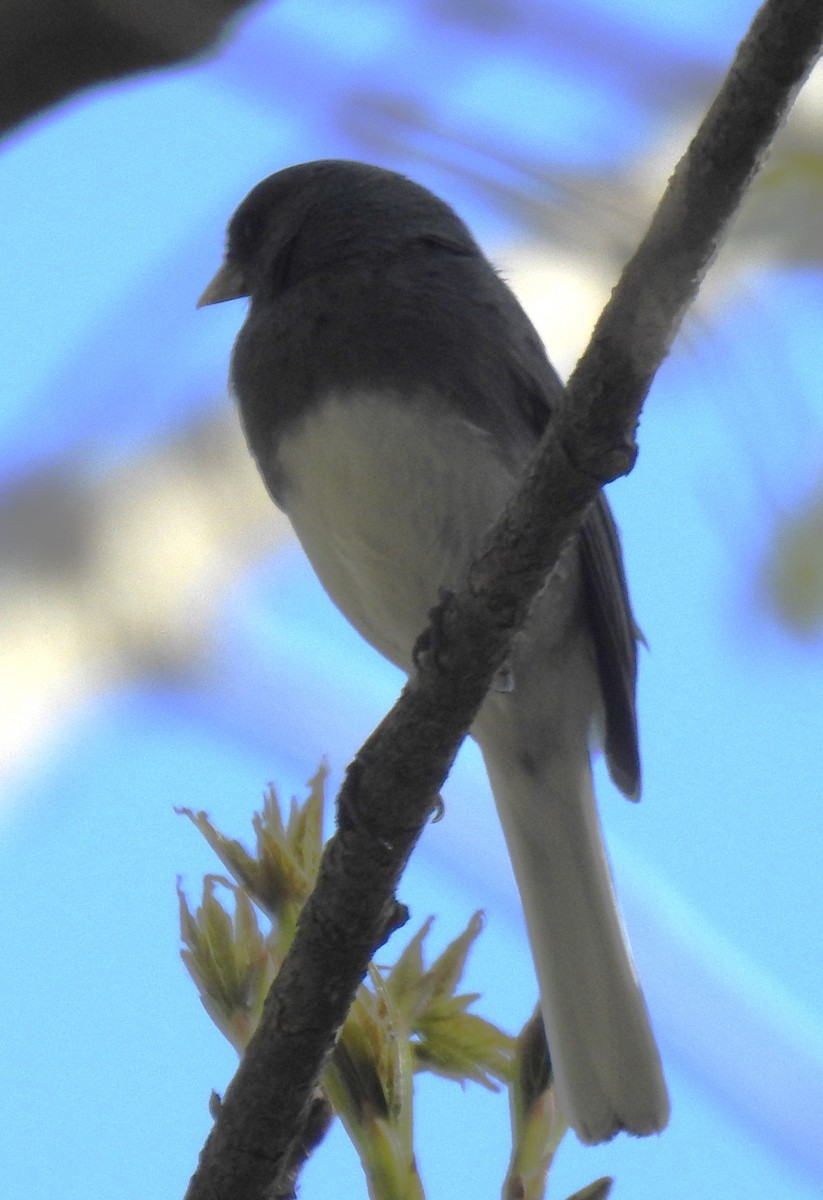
0, 0, 258, 138
183, 2, 823, 1197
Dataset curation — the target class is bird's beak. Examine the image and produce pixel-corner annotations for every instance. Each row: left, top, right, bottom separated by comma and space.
197, 261, 249, 308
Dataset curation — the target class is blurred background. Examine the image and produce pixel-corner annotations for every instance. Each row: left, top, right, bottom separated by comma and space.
1, 1, 822, 1197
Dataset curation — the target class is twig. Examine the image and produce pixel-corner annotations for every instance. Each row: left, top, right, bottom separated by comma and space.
183, 3, 823, 1196
0, 1, 257, 137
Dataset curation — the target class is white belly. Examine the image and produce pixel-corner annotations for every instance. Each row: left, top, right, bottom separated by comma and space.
276, 391, 519, 670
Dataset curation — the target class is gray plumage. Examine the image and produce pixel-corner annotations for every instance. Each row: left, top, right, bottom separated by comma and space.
200, 159, 669, 1144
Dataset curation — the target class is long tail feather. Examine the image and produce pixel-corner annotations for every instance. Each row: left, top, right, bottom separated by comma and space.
480, 739, 669, 1144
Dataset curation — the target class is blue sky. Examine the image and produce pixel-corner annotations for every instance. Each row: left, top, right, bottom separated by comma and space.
1, 2, 822, 1197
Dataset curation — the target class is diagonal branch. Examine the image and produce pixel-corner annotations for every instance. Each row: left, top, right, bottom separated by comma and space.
183, 3, 823, 1197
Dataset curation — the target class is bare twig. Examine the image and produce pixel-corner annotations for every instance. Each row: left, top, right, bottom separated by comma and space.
183, 2, 823, 1197
0, 0, 257, 138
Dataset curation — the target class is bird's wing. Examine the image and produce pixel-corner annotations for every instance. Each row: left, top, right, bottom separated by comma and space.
504, 315, 642, 799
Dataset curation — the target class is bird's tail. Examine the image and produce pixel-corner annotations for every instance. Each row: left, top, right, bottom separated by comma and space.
479, 737, 670, 1144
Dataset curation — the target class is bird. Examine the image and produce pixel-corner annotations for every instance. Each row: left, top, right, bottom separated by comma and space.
199, 158, 669, 1145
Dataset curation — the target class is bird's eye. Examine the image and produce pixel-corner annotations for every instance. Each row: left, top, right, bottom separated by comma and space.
231, 209, 266, 256
240, 214, 262, 243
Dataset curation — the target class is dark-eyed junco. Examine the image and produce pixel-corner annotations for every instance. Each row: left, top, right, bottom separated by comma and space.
199, 159, 669, 1145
